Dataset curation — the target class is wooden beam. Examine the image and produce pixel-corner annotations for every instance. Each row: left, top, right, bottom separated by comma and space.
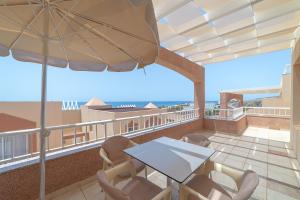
154, 47, 204, 83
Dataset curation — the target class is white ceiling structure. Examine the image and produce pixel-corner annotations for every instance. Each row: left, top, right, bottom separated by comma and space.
153, 0, 300, 65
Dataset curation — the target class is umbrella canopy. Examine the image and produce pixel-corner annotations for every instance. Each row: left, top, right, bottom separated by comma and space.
0, 0, 159, 71
0, 1, 159, 199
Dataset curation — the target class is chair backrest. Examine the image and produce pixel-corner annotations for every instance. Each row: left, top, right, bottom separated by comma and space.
182, 133, 210, 147
233, 170, 259, 200
96, 170, 130, 200
102, 136, 130, 161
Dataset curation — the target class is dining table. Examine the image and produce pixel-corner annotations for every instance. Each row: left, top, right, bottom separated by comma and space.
124, 136, 215, 197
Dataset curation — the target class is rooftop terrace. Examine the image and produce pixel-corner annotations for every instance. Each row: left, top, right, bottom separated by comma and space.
45, 127, 300, 200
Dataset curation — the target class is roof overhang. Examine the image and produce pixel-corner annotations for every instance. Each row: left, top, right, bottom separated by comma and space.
220, 86, 281, 95
153, 0, 300, 65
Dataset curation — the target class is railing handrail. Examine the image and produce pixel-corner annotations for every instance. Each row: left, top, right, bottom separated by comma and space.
243, 106, 290, 110
205, 106, 290, 111
204, 106, 290, 120
0, 108, 199, 137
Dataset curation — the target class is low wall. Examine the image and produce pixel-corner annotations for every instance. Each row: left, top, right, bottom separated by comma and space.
246, 116, 290, 130
0, 119, 203, 200
204, 115, 290, 134
204, 116, 247, 134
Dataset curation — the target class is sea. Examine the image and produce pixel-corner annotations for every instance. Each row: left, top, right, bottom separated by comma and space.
77, 100, 218, 109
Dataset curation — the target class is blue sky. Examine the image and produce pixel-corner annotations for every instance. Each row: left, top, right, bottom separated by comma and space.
0, 49, 291, 102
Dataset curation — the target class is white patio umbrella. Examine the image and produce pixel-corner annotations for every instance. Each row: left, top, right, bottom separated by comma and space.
0, 0, 159, 199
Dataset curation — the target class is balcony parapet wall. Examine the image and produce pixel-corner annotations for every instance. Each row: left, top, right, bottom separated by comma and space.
0, 119, 203, 200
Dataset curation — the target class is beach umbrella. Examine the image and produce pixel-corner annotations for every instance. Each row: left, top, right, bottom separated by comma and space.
0, 0, 159, 199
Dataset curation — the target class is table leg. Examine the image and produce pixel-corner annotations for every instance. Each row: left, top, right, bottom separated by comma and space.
167, 178, 180, 199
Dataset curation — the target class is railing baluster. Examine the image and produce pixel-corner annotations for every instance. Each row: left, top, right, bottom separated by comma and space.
85, 125, 88, 142
1, 137, 4, 160
104, 123, 107, 139
11, 136, 14, 160
74, 127, 77, 145
61, 129, 64, 149
95, 124, 98, 139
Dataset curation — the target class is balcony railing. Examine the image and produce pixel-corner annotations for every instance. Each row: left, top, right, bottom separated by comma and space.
243, 106, 290, 117
205, 107, 244, 120
205, 106, 290, 120
0, 109, 199, 166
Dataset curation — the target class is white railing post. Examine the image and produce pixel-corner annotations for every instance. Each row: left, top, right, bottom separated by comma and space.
104, 123, 107, 139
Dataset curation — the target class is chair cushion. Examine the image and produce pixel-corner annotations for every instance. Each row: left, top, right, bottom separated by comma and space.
182, 133, 211, 147
122, 176, 162, 200
233, 170, 259, 200
186, 175, 232, 200
118, 159, 145, 178
102, 136, 130, 161
96, 170, 130, 200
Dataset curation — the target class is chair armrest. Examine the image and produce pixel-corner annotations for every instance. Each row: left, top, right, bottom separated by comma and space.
152, 186, 172, 200
180, 185, 209, 200
195, 160, 215, 176
195, 160, 243, 185
214, 163, 243, 186
99, 148, 112, 169
105, 161, 136, 182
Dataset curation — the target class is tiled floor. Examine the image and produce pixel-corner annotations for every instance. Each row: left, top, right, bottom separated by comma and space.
46, 127, 300, 200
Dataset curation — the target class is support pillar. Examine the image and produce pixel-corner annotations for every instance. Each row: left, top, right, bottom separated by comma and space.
194, 69, 205, 119
292, 63, 300, 161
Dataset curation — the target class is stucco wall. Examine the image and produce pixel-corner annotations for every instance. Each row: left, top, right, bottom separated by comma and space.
204, 116, 290, 134
204, 117, 247, 134
62, 110, 81, 125
291, 35, 300, 163
262, 74, 291, 107
0, 102, 62, 128
0, 113, 36, 132
246, 116, 290, 130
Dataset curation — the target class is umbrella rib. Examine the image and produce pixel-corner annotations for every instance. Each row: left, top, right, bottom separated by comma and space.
48, 6, 69, 64
0, 0, 41, 7
67, 9, 156, 45
8, 6, 44, 49
56, 7, 141, 65
55, 9, 110, 67
50, 0, 81, 38
0, 1, 42, 37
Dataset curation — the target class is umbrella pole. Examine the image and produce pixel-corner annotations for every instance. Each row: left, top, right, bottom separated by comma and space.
40, 4, 49, 200
39, 61, 47, 200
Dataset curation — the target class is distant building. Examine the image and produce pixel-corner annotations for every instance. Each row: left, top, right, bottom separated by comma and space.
144, 102, 158, 109
81, 99, 167, 138
219, 70, 291, 108
0, 113, 37, 159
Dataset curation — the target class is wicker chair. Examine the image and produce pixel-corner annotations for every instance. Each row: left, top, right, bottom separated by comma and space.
99, 136, 146, 184
180, 160, 259, 200
181, 133, 211, 147
97, 161, 171, 200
